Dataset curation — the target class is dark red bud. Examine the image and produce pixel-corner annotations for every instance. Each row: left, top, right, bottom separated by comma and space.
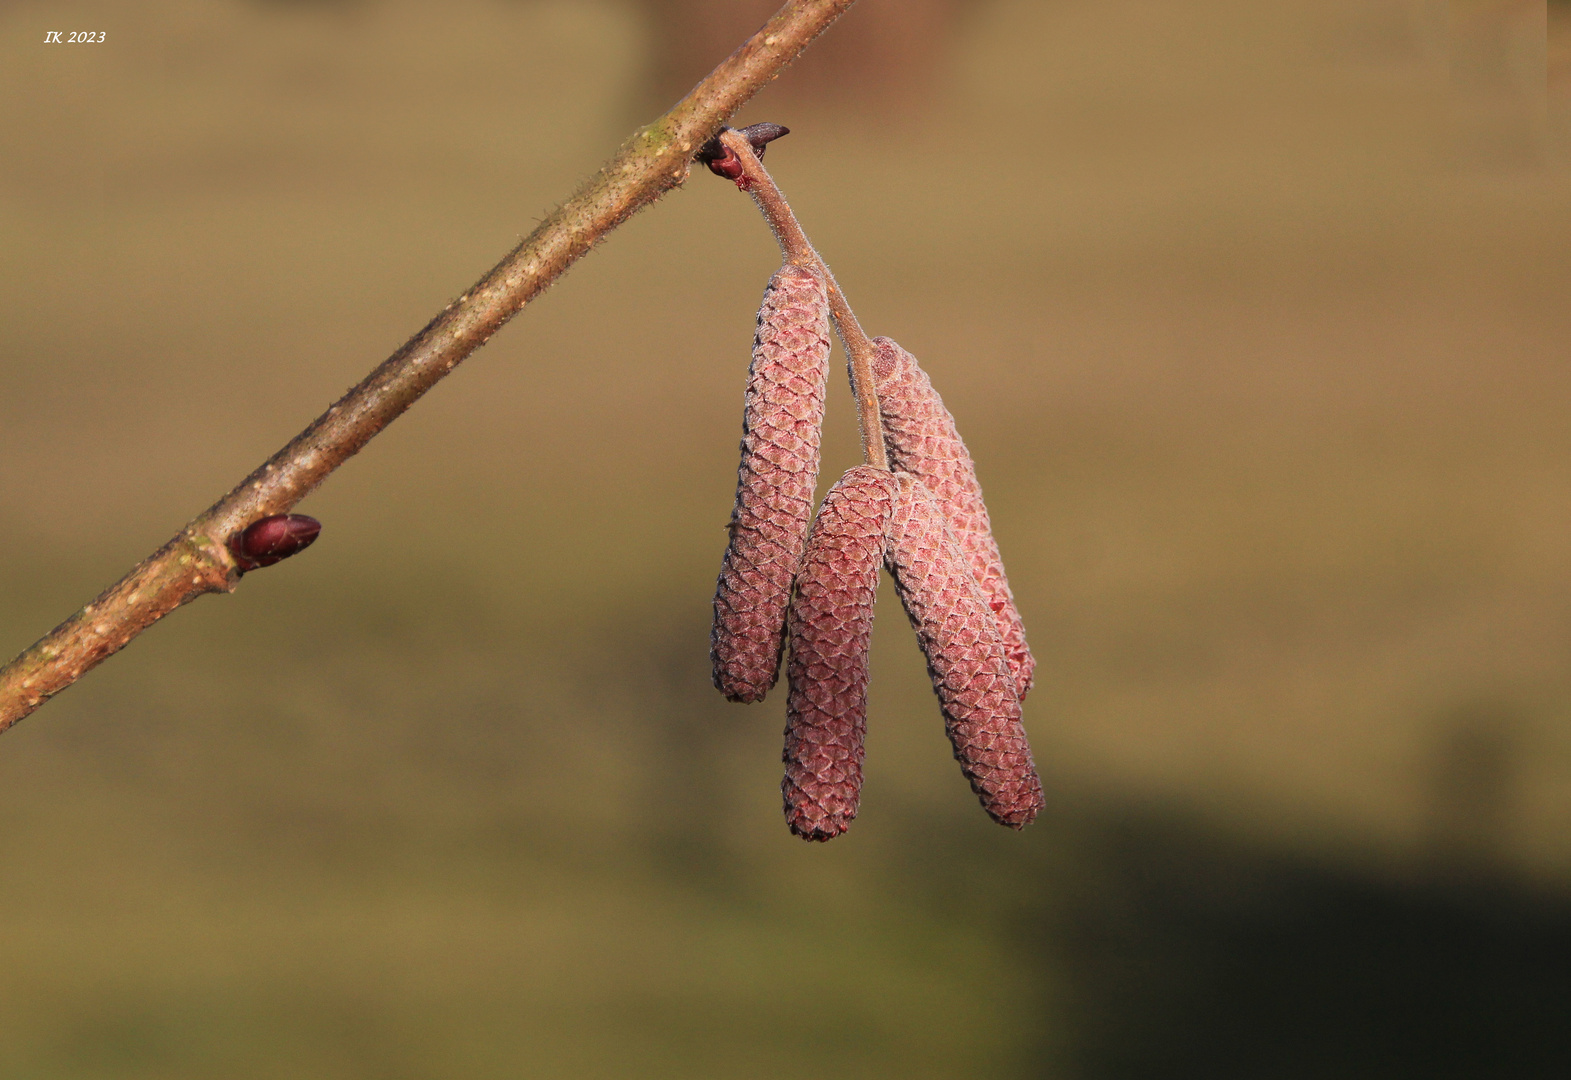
229, 514, 321, 573
697, 124, 791, 187
707, 146, 747, 184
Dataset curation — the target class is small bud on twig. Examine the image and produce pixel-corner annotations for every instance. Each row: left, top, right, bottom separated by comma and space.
697, 123, 790, 188
712, 264, 831, 702
228, 515, 322, 574
737, 123, 790, 159
872, 338, 1035, 697
783, 465, 897, 841
885, 474, 1043, 829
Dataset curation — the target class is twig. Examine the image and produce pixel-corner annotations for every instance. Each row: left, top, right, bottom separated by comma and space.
714, 128, 888, 472
0, 0, 860, 734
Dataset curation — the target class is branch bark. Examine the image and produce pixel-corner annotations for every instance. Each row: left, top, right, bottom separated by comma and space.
0, 0, 859, 734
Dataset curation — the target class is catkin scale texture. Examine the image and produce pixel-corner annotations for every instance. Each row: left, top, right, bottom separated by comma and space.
712, 264, 832, 702
885, 474, 1044, 828
782, 466, 897, 841
871, 337, 1035, 697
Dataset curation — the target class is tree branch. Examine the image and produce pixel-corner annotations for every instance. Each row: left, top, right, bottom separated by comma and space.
0, 0, 859, 734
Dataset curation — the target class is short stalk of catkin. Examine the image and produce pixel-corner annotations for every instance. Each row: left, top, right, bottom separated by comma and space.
885, 474, 1043, 829
712, 264, 832, 702
782, 465, 897, 841
871, 338, 1035, 697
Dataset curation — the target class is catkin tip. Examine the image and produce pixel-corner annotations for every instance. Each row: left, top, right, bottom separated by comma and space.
784, 800, 852, 842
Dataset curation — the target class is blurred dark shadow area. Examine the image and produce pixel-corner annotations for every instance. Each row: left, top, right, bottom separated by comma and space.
4, 0, 1571, 1076
1007, 803, 1571, 1080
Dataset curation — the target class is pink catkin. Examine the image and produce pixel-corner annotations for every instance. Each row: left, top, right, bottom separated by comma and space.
782, 466, 898, 841
712, 264, 832, 702
871, 337, 1035, 697
885, 474, 1043, 829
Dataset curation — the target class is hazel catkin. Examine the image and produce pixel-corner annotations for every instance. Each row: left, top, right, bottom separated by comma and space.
712, 264, 832, 702
885, 473, 1044, 829
871, 337, 1035, 697
782, 465, 898, 841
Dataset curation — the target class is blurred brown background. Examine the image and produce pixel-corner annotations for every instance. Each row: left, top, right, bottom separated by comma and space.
4, 1, 1571, 1076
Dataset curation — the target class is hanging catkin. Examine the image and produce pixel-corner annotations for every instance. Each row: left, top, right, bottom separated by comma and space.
885, 473, 1043, 828
871, 337, 1035, 697
782, 466, 897, 841
712, 264, 832, 702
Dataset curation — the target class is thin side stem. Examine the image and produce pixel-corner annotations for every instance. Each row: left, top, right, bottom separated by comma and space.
0, 0, 861, 734
716, 128, 888, 472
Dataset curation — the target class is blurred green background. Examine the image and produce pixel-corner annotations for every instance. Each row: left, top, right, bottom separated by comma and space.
4, 1, 1571, 1076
